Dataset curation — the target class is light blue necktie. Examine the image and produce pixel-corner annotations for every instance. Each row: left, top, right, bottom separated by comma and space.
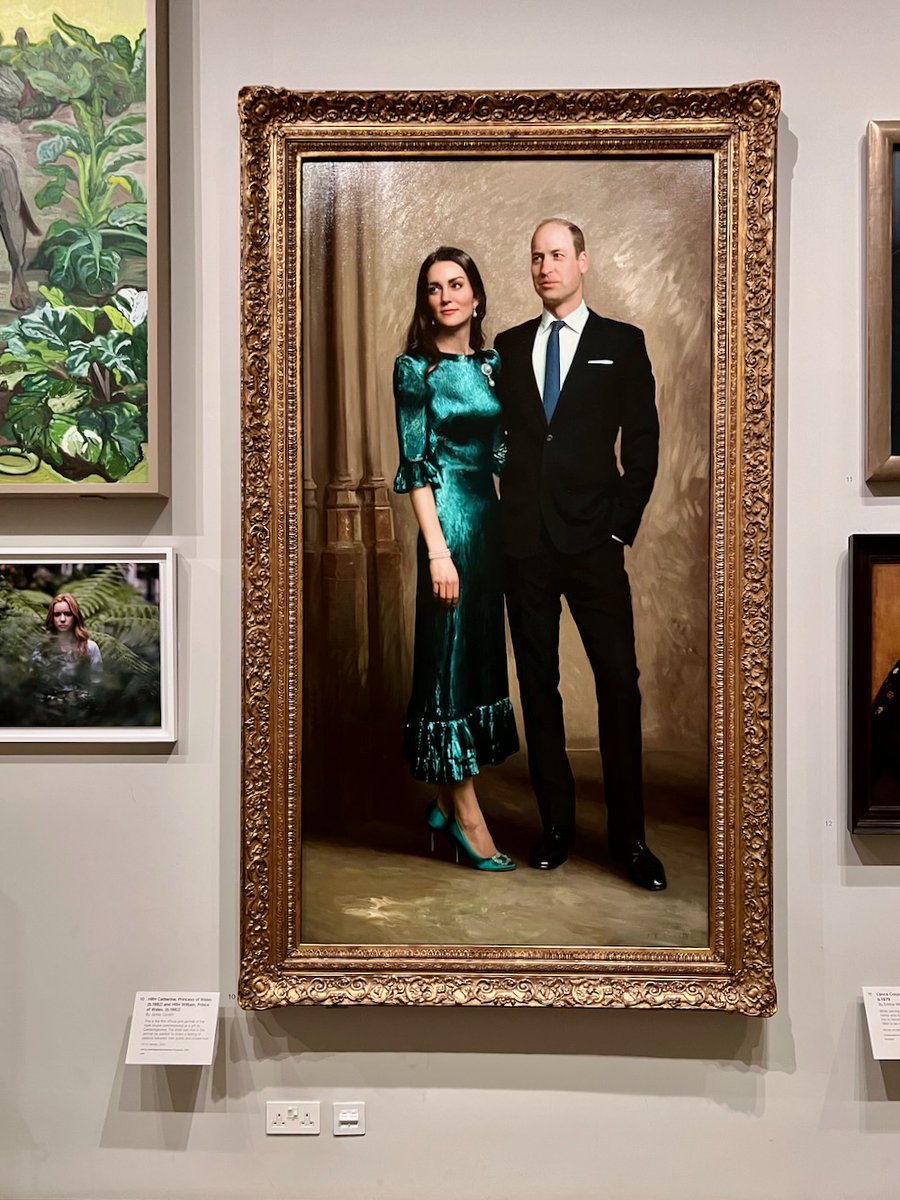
543, 319, 565, 423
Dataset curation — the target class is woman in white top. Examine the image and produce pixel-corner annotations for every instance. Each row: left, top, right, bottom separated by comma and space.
36, 593, 102, 706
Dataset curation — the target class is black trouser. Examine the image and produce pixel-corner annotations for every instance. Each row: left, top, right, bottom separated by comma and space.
505, 537, 645, 850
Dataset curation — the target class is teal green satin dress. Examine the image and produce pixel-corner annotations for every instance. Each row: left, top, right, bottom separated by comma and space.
393, 350, 519, 783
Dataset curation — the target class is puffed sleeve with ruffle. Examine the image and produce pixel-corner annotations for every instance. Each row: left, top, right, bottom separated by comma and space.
392, 354, 441, 493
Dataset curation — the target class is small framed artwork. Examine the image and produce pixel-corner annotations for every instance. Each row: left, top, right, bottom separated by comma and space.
865, 120, 900, 482
0, 547, 176, 742
0, 1, 169, 495
850, 534, 900, 831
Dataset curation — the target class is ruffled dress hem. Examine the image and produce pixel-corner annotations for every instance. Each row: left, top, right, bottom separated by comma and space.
402, 696, 519, 784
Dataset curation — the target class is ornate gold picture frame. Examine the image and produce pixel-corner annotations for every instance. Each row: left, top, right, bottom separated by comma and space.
239, 83, 778, 1013
866, 120, 900, 482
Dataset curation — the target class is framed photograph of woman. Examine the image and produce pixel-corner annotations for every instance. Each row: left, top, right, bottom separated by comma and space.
0, 547, 175, 742
239, 84, 779, 1012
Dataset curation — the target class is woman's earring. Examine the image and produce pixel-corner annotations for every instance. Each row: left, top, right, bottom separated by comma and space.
473, 305, 479, 318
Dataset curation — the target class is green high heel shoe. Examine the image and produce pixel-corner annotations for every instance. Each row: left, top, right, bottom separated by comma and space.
425, 797, 449, 852
447, 817, 516, 872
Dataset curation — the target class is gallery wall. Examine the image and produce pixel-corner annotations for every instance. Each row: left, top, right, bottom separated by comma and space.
2, 1, 900, 1198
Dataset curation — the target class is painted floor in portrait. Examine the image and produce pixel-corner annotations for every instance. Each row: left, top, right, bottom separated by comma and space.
301, 749, 708, 948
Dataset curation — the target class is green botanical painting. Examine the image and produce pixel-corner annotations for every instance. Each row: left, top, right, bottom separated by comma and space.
0, 2, 151, 486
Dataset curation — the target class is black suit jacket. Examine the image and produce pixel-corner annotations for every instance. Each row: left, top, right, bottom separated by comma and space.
495, 310, 659, 558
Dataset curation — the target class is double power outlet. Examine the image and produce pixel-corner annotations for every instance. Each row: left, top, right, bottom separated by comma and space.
265, 1100, 365, 1136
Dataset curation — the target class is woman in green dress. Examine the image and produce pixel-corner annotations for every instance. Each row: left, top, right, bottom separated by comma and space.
393, 247, 519, 871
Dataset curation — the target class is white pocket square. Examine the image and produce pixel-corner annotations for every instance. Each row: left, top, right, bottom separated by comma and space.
588, 358, 614, 365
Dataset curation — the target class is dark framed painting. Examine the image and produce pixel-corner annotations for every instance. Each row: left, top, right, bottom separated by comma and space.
239, 84, 779, 1012
0, 546, 175, 742
0, 0, 169, 495
850, 534, 900, 831
866, 120, 900, 482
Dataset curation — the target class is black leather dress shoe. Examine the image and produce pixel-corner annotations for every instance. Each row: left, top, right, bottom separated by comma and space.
612, 841, 667, 891
528, 826, 574, 870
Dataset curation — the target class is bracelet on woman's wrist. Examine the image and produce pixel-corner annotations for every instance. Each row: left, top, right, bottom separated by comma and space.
428, 548, 451, 560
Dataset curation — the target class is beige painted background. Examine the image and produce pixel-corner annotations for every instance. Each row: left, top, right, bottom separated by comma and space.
303, 157, 712, 753
871, 561, 900, 697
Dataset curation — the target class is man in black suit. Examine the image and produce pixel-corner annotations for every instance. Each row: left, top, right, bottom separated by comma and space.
495, 218, 665, 890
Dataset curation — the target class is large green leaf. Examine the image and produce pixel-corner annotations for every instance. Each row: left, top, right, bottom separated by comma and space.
43, 232, 120, 297
20, 60, 91, 102
15, 302, 87, 351
99, 228, 147, 259
107, 175, 146, 203
90, 58, 136, 117
66, 330, 137, 384
32, 118, 91, 140
97, 124, 143, 153
35, 286, 97, 333
106, 35, 135, 72
99, 402, 145, 476
34, 163, 77, 208
51, 412, 103, 463
107, 199, 147, 225
79, 401, 145, 479
4, 392, 144, 482
36, 127, 88, 163
110, 288, 148, 327
0, 337, 67, 372
4, 390, 56, 459
130, 319, 148, 383
105, 113, 146, 132
131, 30, 147, 83
102, 304, 133, 335
105, 150, 145, 175
51, 15, 101, 57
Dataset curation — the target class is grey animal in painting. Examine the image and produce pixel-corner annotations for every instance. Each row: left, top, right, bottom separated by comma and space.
0, 145, 40, 311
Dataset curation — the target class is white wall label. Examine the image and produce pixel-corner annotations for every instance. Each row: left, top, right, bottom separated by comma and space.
862, 987, 900, 1059
125, 991, 220, 1065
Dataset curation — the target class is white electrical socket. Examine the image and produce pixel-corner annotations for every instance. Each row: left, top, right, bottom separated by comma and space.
266, 1100, 320, 1135
333, 1100, 366, 1136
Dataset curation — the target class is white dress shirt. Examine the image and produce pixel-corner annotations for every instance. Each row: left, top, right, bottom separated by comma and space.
532, 300, 589, 398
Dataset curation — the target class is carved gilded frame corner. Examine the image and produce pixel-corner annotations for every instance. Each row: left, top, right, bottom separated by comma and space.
866, 120, 900, 482
239, 84, 779, 1013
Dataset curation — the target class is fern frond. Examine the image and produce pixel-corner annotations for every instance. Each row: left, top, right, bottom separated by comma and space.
0, 587, 52, 618
96, 601, 161, 622
92, 631, 156, 677
67, 564, 131, 619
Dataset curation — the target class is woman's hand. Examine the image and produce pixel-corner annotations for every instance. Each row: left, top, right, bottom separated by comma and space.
430, 555, 459, 606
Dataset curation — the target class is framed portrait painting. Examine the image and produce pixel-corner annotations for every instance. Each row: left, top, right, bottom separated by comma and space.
0, 0, 169, 494
0, 546, 175, 742
239, 84, 779, 1012
850, 534, 900, 831
866, 120, 900, 482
